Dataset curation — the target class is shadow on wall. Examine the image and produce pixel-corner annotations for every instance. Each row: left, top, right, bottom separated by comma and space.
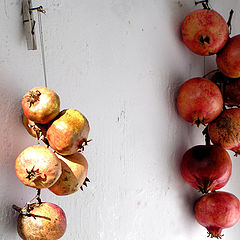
170, 92, 201, 219
0, 73, 34, 236
162, 0, 204, 221
165, 71, 202, 223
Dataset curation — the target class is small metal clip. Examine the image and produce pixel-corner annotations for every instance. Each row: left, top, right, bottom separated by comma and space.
30, 6, 46, 14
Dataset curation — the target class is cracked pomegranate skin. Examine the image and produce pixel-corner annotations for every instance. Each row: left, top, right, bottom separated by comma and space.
22, 87, 60, 124
15, 145, 62, 189
176, 77, 223, 125
17, 202, 67, 240
181, 9, 229, 56
47, 109, 90, 156
208, 108, 240, 154
217, 35, 240, 78
194, 191, 240, 238
49, 152, 88, 196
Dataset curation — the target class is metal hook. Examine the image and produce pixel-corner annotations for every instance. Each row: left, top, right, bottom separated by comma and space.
30, 6, 46, 14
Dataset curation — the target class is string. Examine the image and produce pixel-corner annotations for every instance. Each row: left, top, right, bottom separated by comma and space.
37, 10, 48, 88
203, 56, 206, 76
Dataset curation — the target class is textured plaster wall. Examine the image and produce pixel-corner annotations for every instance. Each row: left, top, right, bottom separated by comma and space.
0, 0, 240, 239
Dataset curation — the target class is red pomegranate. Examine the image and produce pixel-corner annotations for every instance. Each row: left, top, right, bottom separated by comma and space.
49, 152, 88, 196
217, 35, 240, 78
22, 86, 60, 124
176, 77, 223, 126
15, 145, 62, 189
181, 9, 229, 56
17, 202, 67, 240
208, 108, 240, 155
194, 191, 240, 238
47, 109, 90, 156
181, 145, 232, 193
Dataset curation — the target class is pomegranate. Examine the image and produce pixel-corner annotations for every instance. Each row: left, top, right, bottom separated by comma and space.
224, 78, 240, 105
47, 109, 90, 155
217, 35, 240, 78
176, 77, 223, 126
181, 9, 229, 56
22, 114, 47, 141
194, 191, 240, 238
15, 145, 62, 189
208, 108, 240, 154
17, 202, 67, 240
49, 152, 88, 195
22, 86, 60, 124
209, 71, 240, 106
181, 145, 232, 193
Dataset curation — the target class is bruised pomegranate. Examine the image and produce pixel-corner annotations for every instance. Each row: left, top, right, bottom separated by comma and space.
17, 202, 67, 240
177, 78, 223, 126
181, 9, 229, 56
208, 108, 240, 154
15, 145, 62, 189
217, 35, 240, 78
22, 114, 47, 141
47, 109, 90, 155
181, 145, 231, 193
194, 191, 240, 238
49, 152, 88, 195
22, 87, 60, 124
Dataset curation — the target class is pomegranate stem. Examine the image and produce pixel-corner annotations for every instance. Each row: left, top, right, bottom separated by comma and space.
12, 205, 22, 213
28, 189, 42, 205
35, 189, 42, 205
12, 203, 34, 216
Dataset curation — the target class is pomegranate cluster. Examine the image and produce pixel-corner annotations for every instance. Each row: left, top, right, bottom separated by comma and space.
178, 1, 240, 239
14, 86, 91, 240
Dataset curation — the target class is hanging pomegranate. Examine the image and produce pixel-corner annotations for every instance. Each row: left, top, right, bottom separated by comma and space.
209, 71, 240, 106
216, 35, 240, 78
223, 78, 240, 106
180, 145, 232, 193
17, 202, 67, 240
176, 77, 223, 126
181, 9, 229, 56
22, 86, 60, 124
47, 109, 90, 156
49, 152, 89, 196
194, 191, 240, 238
208, 108, 240, 155
15, 145, 62, 189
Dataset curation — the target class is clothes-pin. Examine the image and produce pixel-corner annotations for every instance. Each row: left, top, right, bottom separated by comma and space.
22, 0, 37, 50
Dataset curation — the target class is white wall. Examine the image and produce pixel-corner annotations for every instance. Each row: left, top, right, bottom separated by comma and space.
0, 0, 240, 239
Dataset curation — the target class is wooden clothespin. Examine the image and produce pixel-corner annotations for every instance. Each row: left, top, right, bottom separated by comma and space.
22, 0, 37, 50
